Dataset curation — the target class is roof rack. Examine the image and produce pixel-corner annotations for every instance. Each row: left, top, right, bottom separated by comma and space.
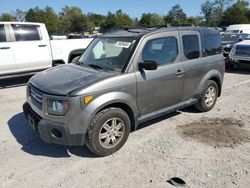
121, 25, 169, 33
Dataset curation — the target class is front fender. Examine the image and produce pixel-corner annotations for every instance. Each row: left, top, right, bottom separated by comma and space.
84, 91, 139, 116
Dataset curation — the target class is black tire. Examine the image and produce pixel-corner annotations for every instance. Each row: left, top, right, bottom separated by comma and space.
195, 80, 218, 112
227, 61, 235, 70
86, 107, 131, 157
71, 56, 80, 64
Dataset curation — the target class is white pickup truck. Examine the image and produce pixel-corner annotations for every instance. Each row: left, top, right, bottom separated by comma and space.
0, 22, 93, 78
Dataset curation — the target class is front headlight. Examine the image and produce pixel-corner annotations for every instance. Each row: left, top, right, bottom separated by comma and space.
225, 44, 232, 48
47, 99, 69, 116
229, 45, 236, 57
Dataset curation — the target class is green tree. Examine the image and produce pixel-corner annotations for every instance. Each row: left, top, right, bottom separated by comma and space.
201, 0, 215, 26
25, 7, 60, 34
59, 6, 90, 33
214, 0, 232, 11
13, 9, 26, 22
187, 16, 204, 26
221, 0, 250, 25
165, 4, 188, 25
115, 10, 134, 27
0, 13, 16, 21
101, 11, 116, 31
87, 12, 106, 27
101, 10, 134, 31
213, 0, 233, 25
139, 13, 165, 27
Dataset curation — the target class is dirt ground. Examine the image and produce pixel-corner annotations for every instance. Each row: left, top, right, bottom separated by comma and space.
1, 70, 250, 188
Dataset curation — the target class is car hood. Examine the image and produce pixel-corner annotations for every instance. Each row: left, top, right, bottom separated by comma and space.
235, 40, 250, 46
30, 64, 115, 96
221, 41, 234, 46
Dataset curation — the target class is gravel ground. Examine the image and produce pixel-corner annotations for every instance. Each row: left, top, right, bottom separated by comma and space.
1, 70, 250, 188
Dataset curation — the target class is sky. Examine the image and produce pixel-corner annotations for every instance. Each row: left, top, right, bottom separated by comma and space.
0, 0, 238, 18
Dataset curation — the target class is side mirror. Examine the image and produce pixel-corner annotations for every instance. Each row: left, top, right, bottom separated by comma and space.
138, 60, 158, 70
71, 56, 81, 64
238, 38, 243, 42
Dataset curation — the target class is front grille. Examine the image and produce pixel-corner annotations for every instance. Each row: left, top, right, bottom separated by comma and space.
29, 85, 44, 110
235, 46, 250, 56
239, 60, 250, 64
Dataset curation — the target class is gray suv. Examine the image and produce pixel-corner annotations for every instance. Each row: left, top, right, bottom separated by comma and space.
23, 27, 224, 156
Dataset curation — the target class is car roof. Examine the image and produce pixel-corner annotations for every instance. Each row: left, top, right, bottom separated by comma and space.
100, 26, 219, 39
0, 22, 45, 26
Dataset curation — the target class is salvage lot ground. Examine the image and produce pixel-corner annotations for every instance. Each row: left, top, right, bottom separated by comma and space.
1, 70, 250, 188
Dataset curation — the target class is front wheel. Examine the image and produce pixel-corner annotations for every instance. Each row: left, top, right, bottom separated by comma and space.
86, 108, 131, 157
195, 80, 218, 112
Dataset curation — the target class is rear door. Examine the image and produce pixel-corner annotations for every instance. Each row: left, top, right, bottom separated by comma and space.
179, 30, 204, 101
135, 31, 184, 116
0, 24, 16, 75
10, 24, 52, 71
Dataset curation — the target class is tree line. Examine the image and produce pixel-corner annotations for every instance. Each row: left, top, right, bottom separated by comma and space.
0, 0, 250, 34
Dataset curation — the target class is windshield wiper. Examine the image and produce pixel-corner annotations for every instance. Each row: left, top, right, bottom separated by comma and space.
87, 64, 105, 71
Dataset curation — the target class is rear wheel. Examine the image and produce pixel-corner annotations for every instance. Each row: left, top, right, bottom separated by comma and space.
86, 107, 131, 157
195, 80, 218, 112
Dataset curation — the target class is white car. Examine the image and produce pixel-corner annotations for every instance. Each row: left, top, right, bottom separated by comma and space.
225, 24, 250, 35
0, 22, 93, 78
229, 38, 250, 68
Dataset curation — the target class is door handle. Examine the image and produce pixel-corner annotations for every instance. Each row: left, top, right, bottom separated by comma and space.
0, 47, 10, 50
176, 69, 184, 76
38, 44, 47, 47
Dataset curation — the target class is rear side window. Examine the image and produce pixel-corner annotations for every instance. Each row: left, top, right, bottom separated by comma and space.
182, 35, 200, 60
141, 37, 178, 65
12, 24, 41, 41
204, 34, 221, 56
0, 25, 6, 42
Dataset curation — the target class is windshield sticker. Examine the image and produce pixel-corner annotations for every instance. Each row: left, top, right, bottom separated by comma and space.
115, 41, 132, 48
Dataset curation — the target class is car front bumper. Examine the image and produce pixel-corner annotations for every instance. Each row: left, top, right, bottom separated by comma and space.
229, 55, 250, 63
23, 102, 86, 146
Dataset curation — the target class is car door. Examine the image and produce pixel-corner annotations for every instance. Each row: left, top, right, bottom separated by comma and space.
179, 30, 204, 101
135, 31, 184, 116
10, 24, 52, 71
0, 24, 16, 75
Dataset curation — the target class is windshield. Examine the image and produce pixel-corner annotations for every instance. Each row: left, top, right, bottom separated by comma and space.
224, 30, 240, 34
79, 37, 137, 72
246, 35, 250, 40
222, 33, 250, 42
221, 34, 239, 42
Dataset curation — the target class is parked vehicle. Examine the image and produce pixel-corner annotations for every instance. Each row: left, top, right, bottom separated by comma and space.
23, 27, 224, 156
222, 33, 250, 56
50, 35, 67, 40
0, 22, 93, 78
224, 24, 250, 35
228, 36, 250, 68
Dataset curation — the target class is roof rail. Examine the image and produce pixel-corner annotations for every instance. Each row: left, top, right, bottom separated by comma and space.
121, 25, 168, 33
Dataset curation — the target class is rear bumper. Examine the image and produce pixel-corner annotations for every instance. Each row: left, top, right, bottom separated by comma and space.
23, 102, 85, 146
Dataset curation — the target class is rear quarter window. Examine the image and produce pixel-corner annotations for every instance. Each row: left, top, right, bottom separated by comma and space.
0, 25, 6, 42
204, 33, 222, 56
12, 24, 41, 41
182, 35, 200, 60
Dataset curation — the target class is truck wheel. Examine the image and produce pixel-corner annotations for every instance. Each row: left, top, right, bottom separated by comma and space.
195, 80, 218, 112
86, 108, 131, 157
71, 56, 80, 64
